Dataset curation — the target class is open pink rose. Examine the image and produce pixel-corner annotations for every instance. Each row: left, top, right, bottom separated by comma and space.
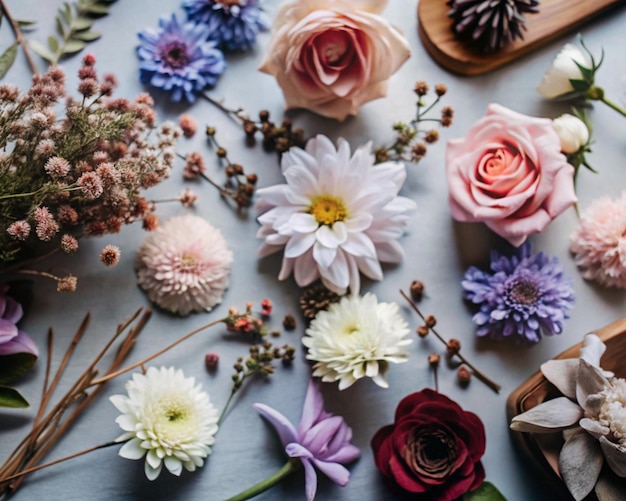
259, 0, 410, 121
446, 103, 577, 247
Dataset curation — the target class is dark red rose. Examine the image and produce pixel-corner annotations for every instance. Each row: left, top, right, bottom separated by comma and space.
371, 389, 486, 501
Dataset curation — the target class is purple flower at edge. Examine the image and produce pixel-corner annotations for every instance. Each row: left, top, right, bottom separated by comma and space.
182, 0, 269, 51
462, 242, 575, 344
0, 286, 37, 356
253, 379, 360, 501
136, 13, 226, 103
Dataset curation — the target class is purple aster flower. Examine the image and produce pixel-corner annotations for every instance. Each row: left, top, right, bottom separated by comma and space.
462, 243, 575, 344
182, 0, 269, 51
136, 13, 226, 102
252, 379, 360, 501
0, 285, 37, 356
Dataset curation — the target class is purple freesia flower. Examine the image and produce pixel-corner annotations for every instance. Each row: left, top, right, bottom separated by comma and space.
462, 242, 575, 344
182, 0, 269, 51
0, 286, 37, 356
253, 379, 360, 501
136, 13, 226, 102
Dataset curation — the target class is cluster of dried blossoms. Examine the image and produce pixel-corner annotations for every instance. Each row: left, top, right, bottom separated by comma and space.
0, 54, 178, 288
374, 81, 453, 164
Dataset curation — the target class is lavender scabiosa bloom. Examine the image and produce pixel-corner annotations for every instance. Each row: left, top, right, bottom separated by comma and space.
136, 14, 226, 102
462, 243, 574, 344
0, 286, 38, 356
182, 0, 269, 51
245, 379, 360, 501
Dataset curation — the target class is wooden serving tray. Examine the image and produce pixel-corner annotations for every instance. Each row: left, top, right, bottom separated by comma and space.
506, 317, 626, 500
417, 0, 625, 76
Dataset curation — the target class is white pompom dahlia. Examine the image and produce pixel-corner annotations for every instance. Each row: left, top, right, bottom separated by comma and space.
110, 366, 219, 480
136, 214, 233, 315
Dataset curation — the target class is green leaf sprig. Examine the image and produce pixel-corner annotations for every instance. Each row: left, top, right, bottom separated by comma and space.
29, 0, 117, 65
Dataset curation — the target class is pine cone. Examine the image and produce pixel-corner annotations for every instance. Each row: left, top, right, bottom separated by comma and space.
447, 0, 540, 53
299, 282, 341, 321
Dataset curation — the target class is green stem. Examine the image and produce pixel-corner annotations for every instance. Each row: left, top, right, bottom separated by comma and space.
224, 460, 300, 501
600, 95, 626, 117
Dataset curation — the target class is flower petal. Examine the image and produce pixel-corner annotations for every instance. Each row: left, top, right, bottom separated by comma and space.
311, 458, 351, 486
164, 456, 183, 476
510, 396, 583, 433
253, 403, 298, 446
559, 429, 604, 501
118, 438, 146, 460
599, 436, 626, 478
541, 359, 577, 399
298, 379, 325, 437
576, 359, 610, 414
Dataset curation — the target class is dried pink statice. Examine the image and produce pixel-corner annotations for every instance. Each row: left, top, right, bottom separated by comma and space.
179, 114, 198, 138
136, 214, 233, 316
570, 192, 626, 288
44, 156, 70, 179
179, 188, 198, 207
100, 244, 120, 266
0, 59, 176, 278
60, 234, 79, 253
183, 151, 206, 180
33, 207, 59, 241
6, 221, 31, 241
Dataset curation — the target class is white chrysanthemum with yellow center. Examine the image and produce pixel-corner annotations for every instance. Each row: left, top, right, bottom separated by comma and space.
136, 214, 233, 316
256, 135, 416, 295
110, 366, 219, 480
302, 293, 412, 390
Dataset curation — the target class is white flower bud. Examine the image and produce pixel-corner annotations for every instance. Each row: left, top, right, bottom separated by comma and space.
553, 113, 589, 153
537, 44, 592, 99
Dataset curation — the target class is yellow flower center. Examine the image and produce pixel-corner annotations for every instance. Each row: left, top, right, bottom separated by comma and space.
309, 196, 347, 226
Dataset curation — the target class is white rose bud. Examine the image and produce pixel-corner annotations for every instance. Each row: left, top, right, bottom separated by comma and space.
537, 44, 592, 99
553, 113, 589, 154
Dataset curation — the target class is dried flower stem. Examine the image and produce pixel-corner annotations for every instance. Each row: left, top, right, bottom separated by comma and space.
202, 93, 246, 124
0, 0, 39, 75
0, 441, 118, 483
400, 289, 501, 393
90, 316, 227, 386
0, 309, 149, 498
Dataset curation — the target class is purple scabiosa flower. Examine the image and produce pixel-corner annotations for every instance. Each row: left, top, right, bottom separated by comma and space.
136, 14, 226, 102
462, 243, 575, 344
182, 0, 269, 51
250, 379, 360, 501
0, 286, 38, 356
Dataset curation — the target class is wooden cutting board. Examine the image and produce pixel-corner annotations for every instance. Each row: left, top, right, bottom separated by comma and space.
418, 0, 625, 76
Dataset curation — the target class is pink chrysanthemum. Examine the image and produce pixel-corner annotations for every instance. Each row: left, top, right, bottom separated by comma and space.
136, 214, 233, 315
570, 192, 626, 288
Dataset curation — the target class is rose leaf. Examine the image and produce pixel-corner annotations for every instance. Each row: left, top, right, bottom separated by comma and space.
0, 352, 38, 384
463, 481, 507, 501
0, 385, 29, 408
559, 429, 604, 501
510, 397, 582, 433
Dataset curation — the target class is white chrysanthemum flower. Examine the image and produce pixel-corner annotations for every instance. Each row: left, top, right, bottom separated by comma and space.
136, 214, 233, 315
110, 366, 219, 480
256, 135, 416, 295
302, 293, 412, 390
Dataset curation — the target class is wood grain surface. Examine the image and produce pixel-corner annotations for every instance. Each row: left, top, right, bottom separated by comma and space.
418, 0, 626, 75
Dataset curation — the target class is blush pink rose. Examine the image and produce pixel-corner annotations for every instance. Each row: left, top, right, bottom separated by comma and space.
259, 0, 410, 121
446, 103, 577, 247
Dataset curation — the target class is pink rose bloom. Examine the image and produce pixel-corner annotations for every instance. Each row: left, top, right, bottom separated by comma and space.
259, 0, 410, 121
446, 103, 577, 247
